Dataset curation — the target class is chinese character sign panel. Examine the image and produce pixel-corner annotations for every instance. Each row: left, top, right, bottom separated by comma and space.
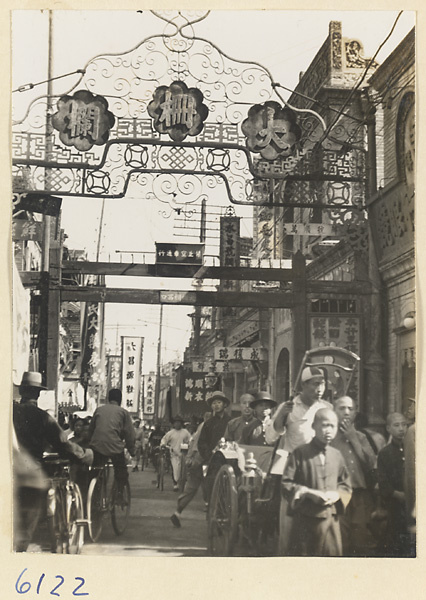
121, 337, 144, 414
242, 101, 301, 160
143, 373, 156, 415
12, 220, 43, 242
106, 355, 122, 394
52, 90, 115, 151
156, 243, 204, 265
178, 369, 209, 417
80, 302, 105, 391
148, 80, 208, 142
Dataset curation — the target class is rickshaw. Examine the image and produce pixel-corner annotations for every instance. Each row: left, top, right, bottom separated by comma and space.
206, 345, 360, 556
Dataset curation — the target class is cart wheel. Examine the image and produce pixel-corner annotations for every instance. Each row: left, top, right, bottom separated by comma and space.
208, 464, 238, 556
238, 490, 259, 556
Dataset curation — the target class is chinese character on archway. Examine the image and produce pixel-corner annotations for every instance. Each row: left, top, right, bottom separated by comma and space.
52, 90, 115, 151
148, 80, 208, 142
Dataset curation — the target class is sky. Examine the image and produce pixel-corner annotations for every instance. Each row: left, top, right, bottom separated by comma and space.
11, 9, 416, 372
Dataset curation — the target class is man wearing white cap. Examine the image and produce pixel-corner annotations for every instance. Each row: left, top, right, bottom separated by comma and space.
265, 366, 331, 455
264, 366, 332, 554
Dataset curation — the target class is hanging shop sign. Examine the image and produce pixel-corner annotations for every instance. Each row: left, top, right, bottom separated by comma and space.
121, 337, 144, 414
80, 302, 105, 391
177, 368, 211, 416
191, 360, 244, 374
12, 193, 62, 217
12, 220, 43, 242
283, 223, 344, 236
143, 373, 156, 415
148, 80, 208, 142
156, 242, 204, 265
106, 355, 122, 393
214, 347, 268, 362
52, 90, 115, 151
242, 101, 301, 160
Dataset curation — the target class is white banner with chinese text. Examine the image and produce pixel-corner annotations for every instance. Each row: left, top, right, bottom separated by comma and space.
121, 337, 144, 414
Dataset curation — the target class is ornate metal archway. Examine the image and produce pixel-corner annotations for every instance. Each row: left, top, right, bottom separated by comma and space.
12, 10, 368, 227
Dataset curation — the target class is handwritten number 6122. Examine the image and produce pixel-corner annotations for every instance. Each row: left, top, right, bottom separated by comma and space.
15, 569, 88, 596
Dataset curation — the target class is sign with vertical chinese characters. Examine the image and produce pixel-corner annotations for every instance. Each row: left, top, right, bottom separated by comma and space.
80, 302, 105, 392
219, 214, 240, 317
12, 220, 43, 242
52, 90, 115, 151
156, 243, 204, 265
121, 337, 144, 414
143, 373, 156, 415
148, 80, 208, 142
178, 368, 210, 416
106, 355, 121, 394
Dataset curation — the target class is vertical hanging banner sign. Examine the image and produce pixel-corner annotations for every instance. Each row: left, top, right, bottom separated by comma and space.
143, 373, 156, 416
121, 337, 144, 414
106, 355, 122, 394
80, 302, 105, 391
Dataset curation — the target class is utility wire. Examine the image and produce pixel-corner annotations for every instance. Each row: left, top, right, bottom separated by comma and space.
12, 69, 86, 93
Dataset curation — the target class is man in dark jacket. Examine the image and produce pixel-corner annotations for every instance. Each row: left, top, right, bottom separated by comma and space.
171, 391, 231, 527
13, 371, 93, 551
240, 391, 277, 446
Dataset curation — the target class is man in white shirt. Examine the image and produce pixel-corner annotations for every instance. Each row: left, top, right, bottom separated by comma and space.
265, 366, 332, 458
161, 416, 191, 491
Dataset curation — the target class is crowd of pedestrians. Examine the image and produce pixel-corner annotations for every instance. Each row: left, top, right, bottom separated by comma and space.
12, 368, 416, 558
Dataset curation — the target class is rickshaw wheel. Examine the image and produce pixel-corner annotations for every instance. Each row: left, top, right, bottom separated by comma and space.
208, 464, 238, 556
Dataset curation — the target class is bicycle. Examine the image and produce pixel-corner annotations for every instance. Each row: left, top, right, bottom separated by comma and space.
156, 446, 171, 491
43, 454, 85, 554
86, 460, 131, 543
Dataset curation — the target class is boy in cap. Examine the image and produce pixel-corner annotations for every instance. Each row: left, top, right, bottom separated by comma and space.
161, 416, 191, 490
282, 408, 352, 556
264, 366, 332, 554
240, 391, 277, 446
171, 391, 230, 527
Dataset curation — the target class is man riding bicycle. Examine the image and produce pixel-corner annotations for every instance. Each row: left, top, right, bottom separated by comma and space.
88, 388, 135, 501
13, 371, 93, 552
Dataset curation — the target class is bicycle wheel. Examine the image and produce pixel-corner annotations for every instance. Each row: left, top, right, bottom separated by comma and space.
46, 487, 65, 554
111, 480, 131, 535
157, 453, 164, 491
87, 474, 105, 543
66, 484, 84, 554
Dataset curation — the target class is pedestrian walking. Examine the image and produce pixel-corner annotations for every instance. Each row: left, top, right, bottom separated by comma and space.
170, 391, 230, 528
160, 416, 191, 490
132, 418, 144, 472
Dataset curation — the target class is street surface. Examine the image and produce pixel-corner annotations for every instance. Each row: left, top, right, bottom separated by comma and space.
81, 465, 208, 557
